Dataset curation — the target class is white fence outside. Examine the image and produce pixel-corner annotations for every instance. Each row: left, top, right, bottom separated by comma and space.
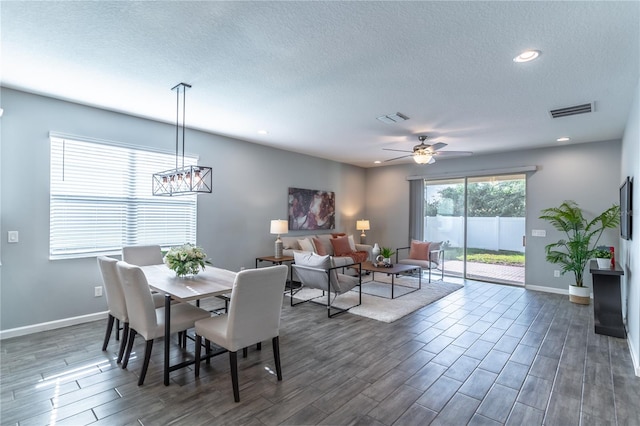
425, 216, 525, 253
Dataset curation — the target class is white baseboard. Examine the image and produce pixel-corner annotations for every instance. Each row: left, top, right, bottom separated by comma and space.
628, 337, 640, 377
0, 311, 108, 340
525, 284, 570, 296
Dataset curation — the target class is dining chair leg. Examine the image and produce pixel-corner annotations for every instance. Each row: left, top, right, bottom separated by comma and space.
242, 347, 248, 358
102, 314, 115, 351
122, 329, 137, 369
117, 322, 130, 364
205, 339, 211, 365
138, 340, 154, 386
229, 351, 240, 402
194, 335, 202, 377
257, 342, 262, 351
116, 319, 121, 341
272, 336, 283, 381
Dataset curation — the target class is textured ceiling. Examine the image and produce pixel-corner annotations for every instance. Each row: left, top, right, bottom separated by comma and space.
1, 1, 639, 167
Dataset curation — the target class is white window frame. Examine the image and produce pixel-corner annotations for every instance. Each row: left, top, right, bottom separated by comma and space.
49, 134, 198, 259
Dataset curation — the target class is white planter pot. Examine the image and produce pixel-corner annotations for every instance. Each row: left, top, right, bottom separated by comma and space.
569, 285, 591, 305
596, 258, 611, 268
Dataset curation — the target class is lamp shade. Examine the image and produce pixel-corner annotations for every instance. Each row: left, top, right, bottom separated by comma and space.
356, 220, 370, 231
270, 220, 288, 235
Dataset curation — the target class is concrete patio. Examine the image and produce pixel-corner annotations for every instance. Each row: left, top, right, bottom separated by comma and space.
441, 260, 525, 285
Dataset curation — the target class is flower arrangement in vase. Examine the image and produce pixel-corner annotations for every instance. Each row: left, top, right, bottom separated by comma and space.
164, 243, 210, 277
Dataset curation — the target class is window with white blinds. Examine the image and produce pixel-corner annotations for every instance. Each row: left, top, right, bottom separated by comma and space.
50, 136, 198, 259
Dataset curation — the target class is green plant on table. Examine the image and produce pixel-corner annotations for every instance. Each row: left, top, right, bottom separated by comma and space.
380, 247, 395, 258
164, 243, 210, 277
539, 200, 619, 287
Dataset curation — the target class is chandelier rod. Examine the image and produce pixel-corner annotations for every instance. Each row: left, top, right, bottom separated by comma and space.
172, 83, 191, 170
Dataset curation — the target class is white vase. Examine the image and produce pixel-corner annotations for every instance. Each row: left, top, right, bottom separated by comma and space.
596, 258, 610, 268
372, 243, 380, 258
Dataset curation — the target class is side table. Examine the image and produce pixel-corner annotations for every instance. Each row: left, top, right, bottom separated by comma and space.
589, 260, 626, 338
256, 255, 295, 289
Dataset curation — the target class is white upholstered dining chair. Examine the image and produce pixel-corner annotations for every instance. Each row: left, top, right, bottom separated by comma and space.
98, 256, 169, 365
97, 256, 131, 364
194, 265, 288, 402
122, 245, 164, 266
116, 261, 211, 385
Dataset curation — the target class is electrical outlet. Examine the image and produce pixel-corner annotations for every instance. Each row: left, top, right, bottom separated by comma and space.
554, 270, 560, 278
94, 286, 103, 297
8, 231, 18, 243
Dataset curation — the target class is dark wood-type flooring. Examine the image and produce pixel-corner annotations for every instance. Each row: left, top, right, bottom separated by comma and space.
2, 278, 639, 425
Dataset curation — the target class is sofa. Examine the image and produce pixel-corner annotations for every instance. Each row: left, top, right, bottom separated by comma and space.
282, 233, 372, 282
282, 233, 373, 266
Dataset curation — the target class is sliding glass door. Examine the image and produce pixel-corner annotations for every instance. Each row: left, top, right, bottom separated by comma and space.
424, 174, 526, 285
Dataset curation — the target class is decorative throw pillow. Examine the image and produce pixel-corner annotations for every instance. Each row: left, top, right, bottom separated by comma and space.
312, 237, 327, 256
330, 236, 353, 256
331, 232, 346, 238
409, 240, 430, 260
298, 238, 316, 253
347, 235, 357, 252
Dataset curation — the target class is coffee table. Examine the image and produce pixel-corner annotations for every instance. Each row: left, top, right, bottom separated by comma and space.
360, 261, 422, 299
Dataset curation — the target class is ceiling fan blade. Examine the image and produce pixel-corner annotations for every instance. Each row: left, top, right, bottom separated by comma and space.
382, 148, 413, 153
383, 154, 412, 162
430, 142, 448, 151
433, 150, 473, 157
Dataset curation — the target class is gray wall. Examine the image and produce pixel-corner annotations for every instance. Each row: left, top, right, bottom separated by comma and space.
0, 88, 366, 330
364, 140, 622, 292
620, 81, 639, 374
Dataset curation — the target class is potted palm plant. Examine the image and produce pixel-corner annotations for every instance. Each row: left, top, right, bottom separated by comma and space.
539, 200, 619, 304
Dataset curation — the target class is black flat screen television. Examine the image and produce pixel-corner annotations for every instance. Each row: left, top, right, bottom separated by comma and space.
620, 176, 633, 240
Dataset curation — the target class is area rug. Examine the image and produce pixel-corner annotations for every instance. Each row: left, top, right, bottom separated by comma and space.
287, 274, 463, 323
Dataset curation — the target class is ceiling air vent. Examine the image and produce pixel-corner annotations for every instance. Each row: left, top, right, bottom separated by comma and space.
377, 112, 410, 124
549, 102, 594, 118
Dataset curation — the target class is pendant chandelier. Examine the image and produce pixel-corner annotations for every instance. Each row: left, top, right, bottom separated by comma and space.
152, 83, 212, 196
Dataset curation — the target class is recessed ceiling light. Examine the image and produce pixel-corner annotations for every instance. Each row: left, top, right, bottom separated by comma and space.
557, 137, 570, 142
374, 160, 381, 164
513, 50, 541, 63
257, 129, 268, 135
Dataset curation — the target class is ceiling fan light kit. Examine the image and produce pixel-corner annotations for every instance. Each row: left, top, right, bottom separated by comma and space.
383, 135, 472, 165
413, 152, 433, 164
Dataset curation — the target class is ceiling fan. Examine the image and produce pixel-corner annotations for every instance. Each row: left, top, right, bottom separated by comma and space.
383, 135, 473, 164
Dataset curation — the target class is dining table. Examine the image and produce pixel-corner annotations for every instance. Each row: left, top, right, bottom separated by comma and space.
139, 264, 236, 385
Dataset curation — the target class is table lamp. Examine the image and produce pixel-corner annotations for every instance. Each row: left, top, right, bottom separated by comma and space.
270, 219, 289, 258
356, 219, 370, 244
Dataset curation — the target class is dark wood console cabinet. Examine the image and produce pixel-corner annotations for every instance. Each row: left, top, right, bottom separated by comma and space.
589, 260, 626, 338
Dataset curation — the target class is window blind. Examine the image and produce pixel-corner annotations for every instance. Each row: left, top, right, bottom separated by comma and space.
50, 136, 198, 259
